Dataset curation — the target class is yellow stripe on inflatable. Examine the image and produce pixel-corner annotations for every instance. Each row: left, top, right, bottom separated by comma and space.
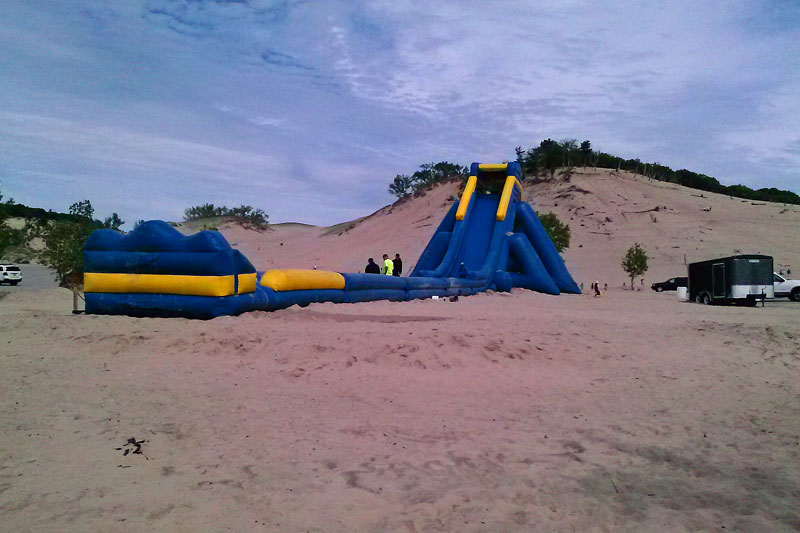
478, 163, 508, 171
260, 269, 345, 291
496, 175, 524, 221
237, 273, 257, 294
84, 273, 235, 297
455, 175, 477, 221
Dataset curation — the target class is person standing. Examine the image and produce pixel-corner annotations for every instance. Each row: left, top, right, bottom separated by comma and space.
393, 254, 403, 277
365, 258, 380, 274
382, 254, 394, 275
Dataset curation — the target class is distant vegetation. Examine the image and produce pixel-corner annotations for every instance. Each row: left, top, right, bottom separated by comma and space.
388, 162, 468, 199
516, 139, 800, 205
390, 141, 799, 207
0, 184, 124, 285
183, 203, 269, 231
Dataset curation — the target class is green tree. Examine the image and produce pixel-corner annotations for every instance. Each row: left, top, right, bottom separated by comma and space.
40, 220, 94, 287
388, 174, 413, 198
102, 213, 124, 230
532, 139, 562, 179
69, 200, 94, 220
0, 224, 25, 257
227, 205, 269, 230
621, 243, 649, 288
579, 140, 592, 167
538, 212, 571, 253
184, 203, 224, 220
559, 139, 579, 167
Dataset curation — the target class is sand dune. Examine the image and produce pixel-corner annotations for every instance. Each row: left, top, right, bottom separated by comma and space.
189, 168, 800, 286
2, 170, 799, 531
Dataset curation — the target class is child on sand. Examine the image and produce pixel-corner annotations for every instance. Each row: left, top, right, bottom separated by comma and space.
594, 281, 601, 297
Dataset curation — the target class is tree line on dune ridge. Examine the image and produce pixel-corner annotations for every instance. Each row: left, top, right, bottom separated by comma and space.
182, 203, 269, 231
387, 140, 800, 206
515, 139, 800, 205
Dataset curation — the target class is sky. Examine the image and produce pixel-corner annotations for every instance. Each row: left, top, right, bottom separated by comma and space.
1, 0, 798, 227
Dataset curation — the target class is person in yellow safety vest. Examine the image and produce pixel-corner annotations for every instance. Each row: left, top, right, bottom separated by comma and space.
382, 254, 394, 275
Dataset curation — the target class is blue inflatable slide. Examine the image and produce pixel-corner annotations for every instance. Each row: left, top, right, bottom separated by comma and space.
84, 162, 580, 318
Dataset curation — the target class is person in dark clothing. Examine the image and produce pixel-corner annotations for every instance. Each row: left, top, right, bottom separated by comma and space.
365, 258, 380, 274
393, 254, 403, 277
458, 262, 468, 278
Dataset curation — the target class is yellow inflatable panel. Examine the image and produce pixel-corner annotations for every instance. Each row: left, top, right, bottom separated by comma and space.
496, 175, 523, 221
478, 163, 508, 171
455, 175, 477, 221
260, 269, 345, 291
237, 273, 257, 294
84, 273, 235, 297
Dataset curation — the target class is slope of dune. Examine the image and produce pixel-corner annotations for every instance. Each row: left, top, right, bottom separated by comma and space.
185, 169, 800, 286
178, 180, 462, 274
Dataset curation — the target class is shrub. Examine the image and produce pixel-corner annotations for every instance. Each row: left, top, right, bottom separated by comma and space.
538, 212, 571, 253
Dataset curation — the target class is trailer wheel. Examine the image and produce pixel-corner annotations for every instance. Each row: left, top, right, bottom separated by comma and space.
790, 288, 800, 302
701, 293, 712, 305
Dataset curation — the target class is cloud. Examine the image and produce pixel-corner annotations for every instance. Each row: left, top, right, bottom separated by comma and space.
0, 0, 798, 230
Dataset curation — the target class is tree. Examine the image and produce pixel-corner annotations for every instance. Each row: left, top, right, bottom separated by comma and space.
227, 205, 269, 230
184, 203, 224, 220
538, 212, 570, 253
621, 243, 649, 288
388, 174, 413, 198
69, 200, 94, 220
102, 213, 124, 231
0, 224, 25, 257
580, 140, 592, 167
183, 204, 269, 231
40, 220, 94, 287
534, 139, 562, 179
559, 139, 578, 167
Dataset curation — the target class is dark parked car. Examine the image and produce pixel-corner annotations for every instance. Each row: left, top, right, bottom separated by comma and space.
651, 276, 687, 292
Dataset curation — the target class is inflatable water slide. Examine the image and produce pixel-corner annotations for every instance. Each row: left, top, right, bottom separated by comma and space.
83, 162, 579, 318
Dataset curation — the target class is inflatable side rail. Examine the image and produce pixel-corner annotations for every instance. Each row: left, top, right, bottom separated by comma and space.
83, 161, 580, 318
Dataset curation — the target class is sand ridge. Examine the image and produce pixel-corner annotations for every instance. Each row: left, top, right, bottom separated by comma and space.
192, 168, 800, 287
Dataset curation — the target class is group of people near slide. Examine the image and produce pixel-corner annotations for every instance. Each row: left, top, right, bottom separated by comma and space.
365, 253, 403, 276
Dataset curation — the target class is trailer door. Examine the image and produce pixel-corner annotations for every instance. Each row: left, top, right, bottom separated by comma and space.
712, 263, 726, 298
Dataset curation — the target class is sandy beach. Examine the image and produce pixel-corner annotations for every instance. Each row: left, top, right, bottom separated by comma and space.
2, 284, 798, 531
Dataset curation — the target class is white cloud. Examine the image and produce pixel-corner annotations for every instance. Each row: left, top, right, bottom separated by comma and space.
0, 0, 798, 230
